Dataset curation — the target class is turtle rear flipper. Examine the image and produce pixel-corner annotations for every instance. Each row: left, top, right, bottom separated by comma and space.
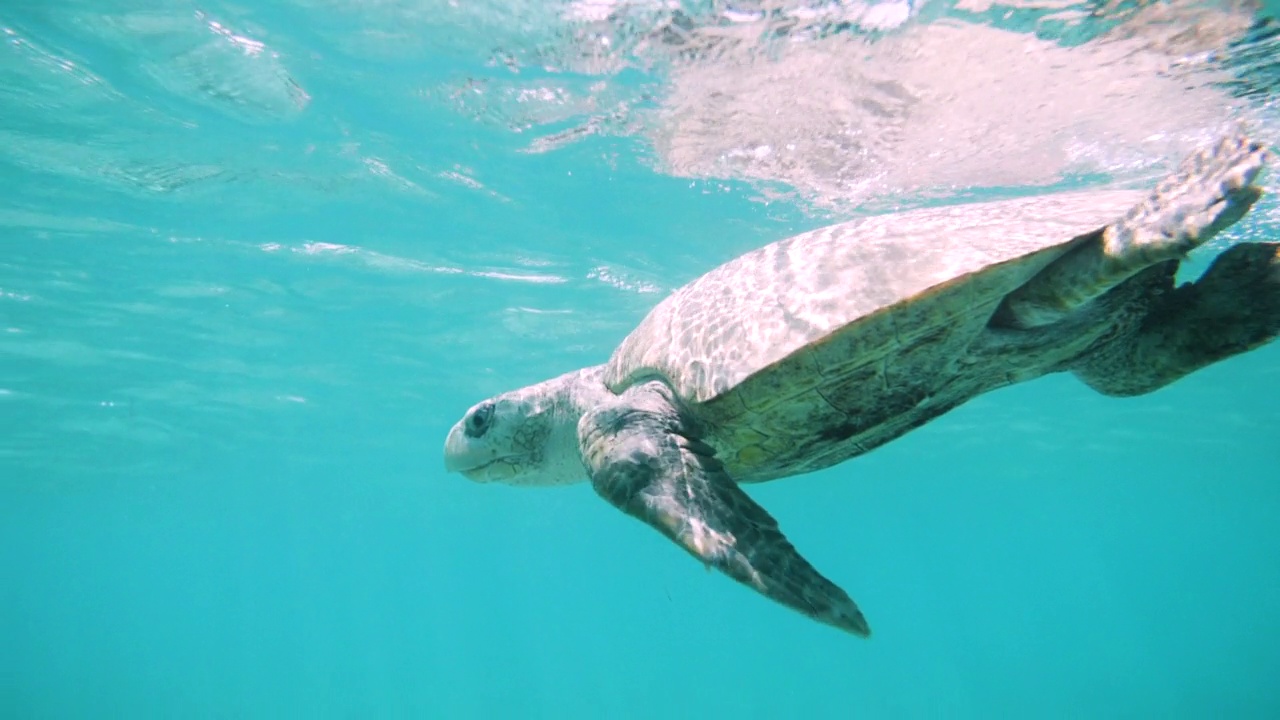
1075, 242, 1280, 397
578, 380, 871, 637
997, 133, 1269, 329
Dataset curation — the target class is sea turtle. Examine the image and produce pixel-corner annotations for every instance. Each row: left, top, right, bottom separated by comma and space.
443, 132, 1274, 637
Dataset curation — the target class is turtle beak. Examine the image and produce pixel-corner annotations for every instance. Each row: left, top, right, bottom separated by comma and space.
443, 421, 512, 482
442, 421, 478, 474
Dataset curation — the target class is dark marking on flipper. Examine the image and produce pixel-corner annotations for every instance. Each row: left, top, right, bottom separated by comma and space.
579, 381, 871, 637
1075, 242, 1280, 396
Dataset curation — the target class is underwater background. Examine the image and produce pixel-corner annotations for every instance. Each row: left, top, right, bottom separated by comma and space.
2, 1, 1280, 717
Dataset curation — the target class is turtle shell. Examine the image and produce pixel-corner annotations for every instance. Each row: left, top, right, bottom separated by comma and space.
602, 189, 1146, 480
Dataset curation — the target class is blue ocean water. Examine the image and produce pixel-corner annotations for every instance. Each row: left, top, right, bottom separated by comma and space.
3, 1, 1280, 717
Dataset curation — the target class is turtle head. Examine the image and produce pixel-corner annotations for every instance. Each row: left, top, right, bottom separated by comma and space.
443, 370, 593, 486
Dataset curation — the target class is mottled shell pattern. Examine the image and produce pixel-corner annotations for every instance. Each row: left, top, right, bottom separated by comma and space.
602, 189, 1147, 480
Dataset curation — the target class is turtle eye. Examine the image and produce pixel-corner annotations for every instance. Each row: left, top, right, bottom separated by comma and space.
465, 402, 494, 438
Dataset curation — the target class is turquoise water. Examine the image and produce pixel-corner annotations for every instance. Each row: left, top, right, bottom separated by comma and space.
3, 2, 1280, 717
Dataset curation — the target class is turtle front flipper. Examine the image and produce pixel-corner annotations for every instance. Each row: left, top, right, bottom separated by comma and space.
1075, 242, 1280, 397
998, 132, 1269, 328
578, 380, 870, 637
